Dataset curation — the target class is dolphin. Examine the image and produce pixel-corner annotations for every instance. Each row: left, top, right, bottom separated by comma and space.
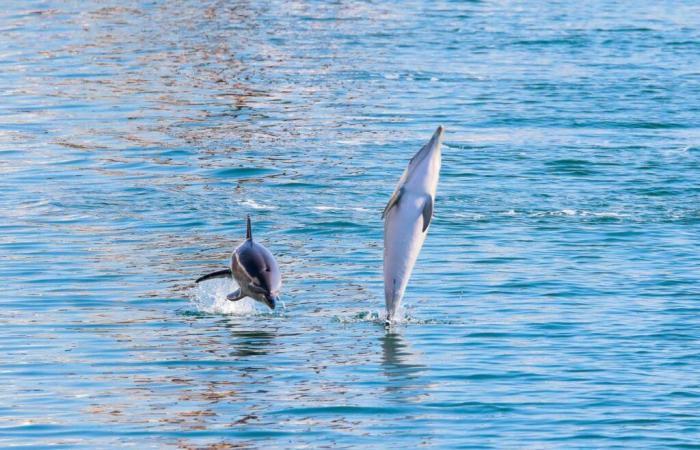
195, 215, 281, 310
383, 126, 444, 326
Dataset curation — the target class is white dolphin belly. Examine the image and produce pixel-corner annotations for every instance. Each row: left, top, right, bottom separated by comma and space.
383, 192, 429, 320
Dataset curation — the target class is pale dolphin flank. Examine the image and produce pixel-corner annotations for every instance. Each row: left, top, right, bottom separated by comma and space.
195, 215, 281, 310
383, 126, 444, 325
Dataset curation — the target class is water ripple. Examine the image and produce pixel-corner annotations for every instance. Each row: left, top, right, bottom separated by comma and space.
1, 0, 700, 448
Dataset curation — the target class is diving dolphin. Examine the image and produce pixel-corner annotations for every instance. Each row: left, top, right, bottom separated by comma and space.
383, 126, 444, 325
195, 215, 281, 310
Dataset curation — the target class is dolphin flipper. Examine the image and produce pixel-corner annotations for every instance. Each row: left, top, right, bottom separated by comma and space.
226, 289, 244, 302
421, 195, 433, 232
195, 269, 232, 283
382, 187, 404, 219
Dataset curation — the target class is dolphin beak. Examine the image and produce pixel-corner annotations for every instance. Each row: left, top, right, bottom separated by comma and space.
408, 125, 445, 167
264, 294, 278, 310
430, 125, 445, 149
426, 125, 444, 157
428, 125, 444, 146
434, 125, 445, 139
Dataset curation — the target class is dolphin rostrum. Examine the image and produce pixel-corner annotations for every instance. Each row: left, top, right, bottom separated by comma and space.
196, 215, 281, 310
383, 126, 444, 325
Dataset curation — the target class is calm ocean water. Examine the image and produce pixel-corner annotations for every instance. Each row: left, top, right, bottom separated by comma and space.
2, 0, 700, 448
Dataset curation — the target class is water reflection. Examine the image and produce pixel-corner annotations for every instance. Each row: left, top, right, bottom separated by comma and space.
79, 317, 280, 440
381, 331, 428, 402
224, 323, 276, 358
3, 0, 700, 447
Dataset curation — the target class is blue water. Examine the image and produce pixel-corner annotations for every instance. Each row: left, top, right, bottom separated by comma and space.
2, 0, 700, 447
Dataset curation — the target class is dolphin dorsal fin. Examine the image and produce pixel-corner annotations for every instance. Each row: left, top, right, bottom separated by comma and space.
246, 215, 253, 241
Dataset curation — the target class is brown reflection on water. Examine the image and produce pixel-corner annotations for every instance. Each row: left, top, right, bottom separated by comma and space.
80, 315, 280, 435
0, 0, 429, 446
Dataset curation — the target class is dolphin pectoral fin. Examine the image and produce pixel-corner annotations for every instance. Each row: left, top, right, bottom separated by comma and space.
382, 187, 404, 219
226, 289, 244, 302
195, 269, 232, 283
421, 195, 433, 232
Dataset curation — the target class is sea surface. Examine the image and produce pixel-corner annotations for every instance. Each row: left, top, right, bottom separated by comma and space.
1, 0, 700, 448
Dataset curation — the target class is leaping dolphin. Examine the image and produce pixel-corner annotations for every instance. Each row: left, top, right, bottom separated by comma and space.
196, 215, 281, 310
383, 126, 444, 326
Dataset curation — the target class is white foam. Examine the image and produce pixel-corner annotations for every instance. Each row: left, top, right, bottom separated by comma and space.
530, 209, 627, 219
240, 199, 276, 210
313, 205, 370, 212
582, 211, 626, 218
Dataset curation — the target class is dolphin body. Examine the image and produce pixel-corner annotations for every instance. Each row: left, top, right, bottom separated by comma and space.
196, 216, 281, 310
383, 126, 444, 325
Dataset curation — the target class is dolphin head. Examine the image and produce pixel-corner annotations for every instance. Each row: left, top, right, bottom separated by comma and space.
254, 251, 281, 310
246, 281, 280, 310
263, 292, 279, 310
402, 125, 444, 191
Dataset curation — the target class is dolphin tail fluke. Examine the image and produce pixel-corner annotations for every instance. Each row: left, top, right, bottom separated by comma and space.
246, 215, 252, 241
195, 269, 232, 283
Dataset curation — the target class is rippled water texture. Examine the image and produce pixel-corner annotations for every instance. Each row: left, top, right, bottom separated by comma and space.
2, 1, 700, 447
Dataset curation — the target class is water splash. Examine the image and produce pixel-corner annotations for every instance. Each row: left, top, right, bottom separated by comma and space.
189, 278, 260, 315
333, 309, 386, 324
333, 305, 460, 326
333, 306, 408, 325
